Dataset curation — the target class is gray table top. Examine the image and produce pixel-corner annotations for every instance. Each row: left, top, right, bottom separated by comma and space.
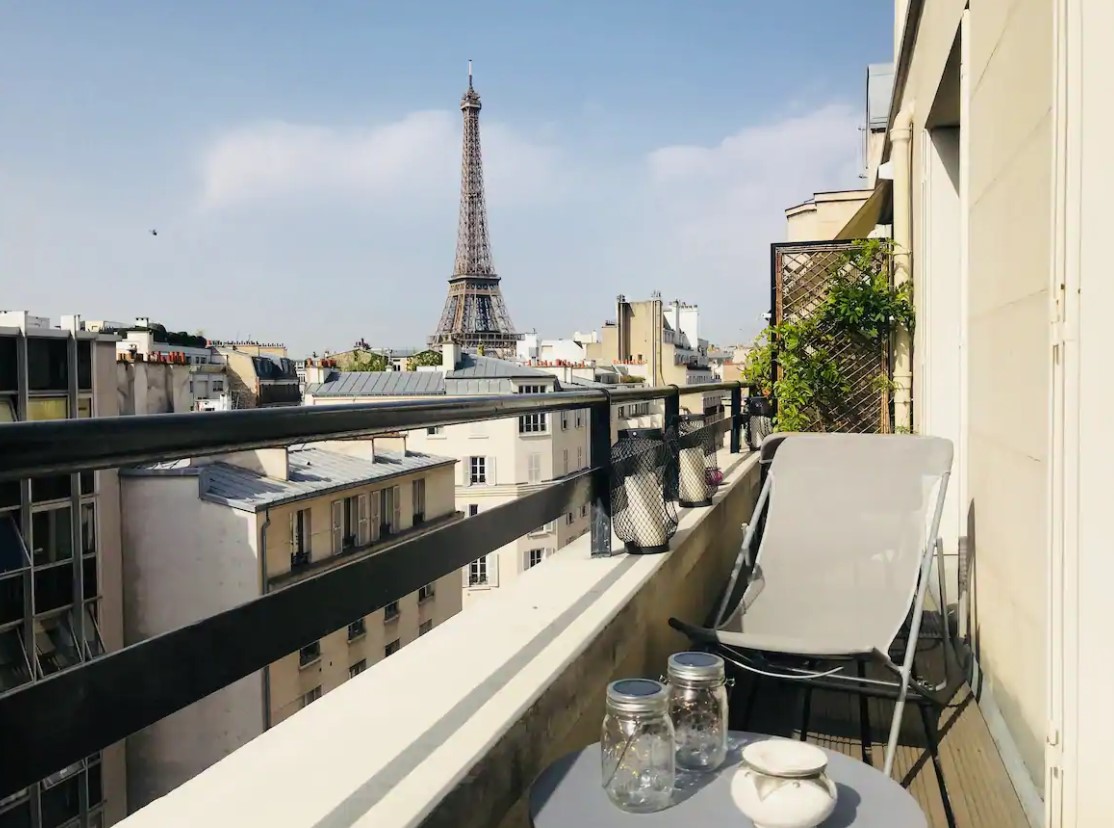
529, 731, 927, 827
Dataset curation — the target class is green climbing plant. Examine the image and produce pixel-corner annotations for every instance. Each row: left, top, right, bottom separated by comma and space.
342, 350, 389, 372
742, 238, 913, 433
405, 350, 443, 371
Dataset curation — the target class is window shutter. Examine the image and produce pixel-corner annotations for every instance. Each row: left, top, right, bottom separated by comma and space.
357, 494, 370, 544
487, 457, 496, 485
461, 458, 470, 487
290, 513, 297, 552
331, 500, 343, 553
392, 486, 401, 530
370, 492, 380, 541
487, 552, 499, 587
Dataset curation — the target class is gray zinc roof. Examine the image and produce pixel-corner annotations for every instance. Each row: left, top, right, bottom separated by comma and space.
198, 447, 452, 511
445, 354, 553, 380
306, 371, 446, 397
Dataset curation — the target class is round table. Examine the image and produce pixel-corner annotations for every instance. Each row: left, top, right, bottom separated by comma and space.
529, 731, 926, 827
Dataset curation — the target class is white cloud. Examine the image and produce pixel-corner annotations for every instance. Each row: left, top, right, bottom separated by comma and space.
199, 111, 568, 210
637, 104, 863, 339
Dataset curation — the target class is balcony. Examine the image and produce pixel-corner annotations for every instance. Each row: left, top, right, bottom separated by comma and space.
0, 384, 1026, 828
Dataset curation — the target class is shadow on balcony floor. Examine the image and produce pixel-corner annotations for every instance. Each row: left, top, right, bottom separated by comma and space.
729, 624, 1029, 828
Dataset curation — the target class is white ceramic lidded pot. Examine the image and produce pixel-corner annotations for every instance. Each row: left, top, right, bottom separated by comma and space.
665, 651, 730, 771
731, 739, 838, 828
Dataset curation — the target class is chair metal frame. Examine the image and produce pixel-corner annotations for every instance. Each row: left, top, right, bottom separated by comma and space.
670, 436, 959, 828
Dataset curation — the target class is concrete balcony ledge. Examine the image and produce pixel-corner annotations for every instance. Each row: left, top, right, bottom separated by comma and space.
118, 452, 762, 828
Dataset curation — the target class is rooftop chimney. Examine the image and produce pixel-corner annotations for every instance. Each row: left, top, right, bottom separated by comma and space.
442, 342, 461, 371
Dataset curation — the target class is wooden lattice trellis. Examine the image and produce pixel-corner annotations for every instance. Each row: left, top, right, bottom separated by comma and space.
771, 240, 892, 433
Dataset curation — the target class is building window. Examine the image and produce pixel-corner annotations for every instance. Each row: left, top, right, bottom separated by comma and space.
469, 557, 488, 586
40, 766, 81, 827
419, 620, 433, 636
426, 426, 444, 435
0, 513, 29, 578
517, 384, 547, 433
27, 338, 68, 391
566, 512, 573, 526
0, 627, 31, 692
575, 409, 583, 428
349, 660, 366, 678
412, 479, 426, 524
290, 508, 311, 568
581, 503, 588, 518
469, 456, 487, 485
577, 447, 584, 470
302, 686, 322, 708
212, 380, 223, 391
561, 411, 569, 430
527, 453, 541, 483
347, 618, 366, 641
380, 485, 400, 536
418, 583, 435, 603
299, 641, 321, 667
384, 601, 400, 622
563, 449, 569, 476
468, 504, 479, 517
385, 639, 400, 657
27, 397, 68, 422
526, 549, 544, 569
332, 494, 370, 553
31, 507, 73, 566
34, 614, 82, 676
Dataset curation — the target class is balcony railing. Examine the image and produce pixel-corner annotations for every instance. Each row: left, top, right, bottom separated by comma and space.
0, 380, 748, 797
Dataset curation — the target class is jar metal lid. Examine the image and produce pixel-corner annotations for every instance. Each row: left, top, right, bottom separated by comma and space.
606, 678, 669, 715
667, 651, 726, 686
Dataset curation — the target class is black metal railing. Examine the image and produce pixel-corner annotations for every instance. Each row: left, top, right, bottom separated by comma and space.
0, 380, 747, 796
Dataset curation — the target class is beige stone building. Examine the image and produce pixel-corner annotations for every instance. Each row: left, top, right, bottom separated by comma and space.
784, 188, 874, 242
213, 345, 300, 408
118, 440, 459, 810
0, 311, 127, 827
303, 345, 591, 608
788, 1, 1114, 823
584, 295, 722, 414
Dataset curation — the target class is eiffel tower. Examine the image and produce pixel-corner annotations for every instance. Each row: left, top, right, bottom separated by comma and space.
429, 63, 522, 353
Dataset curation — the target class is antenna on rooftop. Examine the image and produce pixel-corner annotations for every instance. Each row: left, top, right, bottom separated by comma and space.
468, 59, 473, 89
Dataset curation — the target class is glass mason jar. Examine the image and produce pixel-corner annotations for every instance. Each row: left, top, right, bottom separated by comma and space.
666, 652, 729, 771
600, 679, 675, 812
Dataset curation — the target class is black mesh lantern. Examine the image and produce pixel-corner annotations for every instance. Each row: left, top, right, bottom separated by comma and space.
610, 428, 678, 554
746, 396, 775, 450
676, 414, 716, 507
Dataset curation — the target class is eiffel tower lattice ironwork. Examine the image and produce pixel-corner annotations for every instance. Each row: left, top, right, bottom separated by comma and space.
429, 63, 522, 353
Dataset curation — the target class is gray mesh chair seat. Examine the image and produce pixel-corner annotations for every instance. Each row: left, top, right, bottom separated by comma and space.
669, 432, 957, 825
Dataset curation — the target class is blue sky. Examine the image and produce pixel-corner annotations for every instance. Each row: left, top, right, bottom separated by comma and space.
1, 1, 891, 355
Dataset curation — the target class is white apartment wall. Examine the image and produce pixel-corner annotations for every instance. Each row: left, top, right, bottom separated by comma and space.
898, 0, 1051, 809
116, 363, 193, 415
94, 338, 129, 826
119, 476, 262, 812
537, 339, 588, 364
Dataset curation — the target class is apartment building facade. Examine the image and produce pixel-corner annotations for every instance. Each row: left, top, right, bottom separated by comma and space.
118, 440, 459, 810
0, 312, 127, 828
787, 1, 1113, 824
303, 346, 591, 607
584, 294, 720, 413
211, 343, 300, 408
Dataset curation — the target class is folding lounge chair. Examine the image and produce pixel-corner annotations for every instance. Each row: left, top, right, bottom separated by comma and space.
669, 433, 957, 823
